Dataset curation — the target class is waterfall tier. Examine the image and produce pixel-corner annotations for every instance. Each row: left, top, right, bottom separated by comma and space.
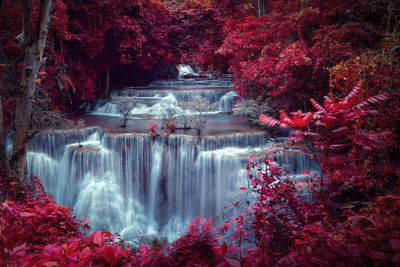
89, 88, 238, 117
148, 79, 232, 87
26, 128, 319, 243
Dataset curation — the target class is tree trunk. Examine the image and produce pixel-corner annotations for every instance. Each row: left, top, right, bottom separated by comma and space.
10, 0, 53, 180
49, 29, 55, 51
264, 0, 270, 15
0, 96, 10, 174
105, 64, 110, 98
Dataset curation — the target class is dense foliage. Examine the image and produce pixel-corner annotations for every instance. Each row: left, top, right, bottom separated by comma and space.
1, 0, 399, 265
0, 0, 177, 113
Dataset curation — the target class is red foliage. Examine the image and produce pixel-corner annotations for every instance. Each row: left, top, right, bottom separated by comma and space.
217, 0, 392, 111
260, 82, 395, 192
0, 0, 177, 112
146, 120, 160, 136
0, 172, 137, 266
253, 82, 399, 265
166, 217, 223, 266
168, 0, 250, 71
164, 116, 177, 134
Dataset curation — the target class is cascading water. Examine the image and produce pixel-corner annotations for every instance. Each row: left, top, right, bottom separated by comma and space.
218, 91, 237, 112
25, 65, 319, 244
88, 88, 237, 116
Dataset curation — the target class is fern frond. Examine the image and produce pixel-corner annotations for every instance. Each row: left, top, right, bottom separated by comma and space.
356, 93, 389, 109
341, 80, 364, 108
279, 111, 293, 126
332, 126, 349, 133
303, 112, 313, 122
323, 93, 336, 108
259, 114, 288, 128
310, 98, 325, 112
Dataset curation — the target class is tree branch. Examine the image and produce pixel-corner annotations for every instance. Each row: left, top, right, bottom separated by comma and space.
0, 95, 10, 173
22, 0, 31, 47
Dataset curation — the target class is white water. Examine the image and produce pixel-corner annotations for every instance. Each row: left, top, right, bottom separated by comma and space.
25, 130, 279, 241
176, 64, 206, 78
25, 130, 318, 243
89, 89, 238, 117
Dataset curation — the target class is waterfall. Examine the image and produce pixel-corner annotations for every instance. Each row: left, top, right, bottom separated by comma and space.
89, 89, 238, 116
219, 91, 238, 112
25, 129, 318, 243
23, 71, 319, 244
111, 88, 231, 102
177, 64, 199, 77
148, 80, 232, 87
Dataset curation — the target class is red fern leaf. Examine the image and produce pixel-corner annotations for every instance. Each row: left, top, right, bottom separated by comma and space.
341, 80, 364, 108
279, 111, 293, 126
356, 93, 389, 109
303, 112, 312, 122
310, 99, 326, 112
323, 94, 334, 108
259, 114, 288, 128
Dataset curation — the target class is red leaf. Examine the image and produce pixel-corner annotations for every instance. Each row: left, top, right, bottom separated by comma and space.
342, 80, 363, 107
234, 224, 242, 232
12, 242, 28, 256
265, 158, 273, 163
80, 247, 92, 261
89, 231, 104, 246
80, 216, 90, 223
103, 231, 112, 237
19, 212, 36, 217
356, 93, 389, 109
102, 245, 117, 264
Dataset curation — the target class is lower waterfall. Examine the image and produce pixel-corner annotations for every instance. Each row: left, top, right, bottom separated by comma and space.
25, 128, 318, 243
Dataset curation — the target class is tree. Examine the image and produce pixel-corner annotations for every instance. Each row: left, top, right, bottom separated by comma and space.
112, 97, 135, 128
0, 0, 53, 179
146, 120, 160, 136
232, 97, 273, 125
167, 0, 227, 71
0, 97, 9, 173
179, 96, 218, 136
61, 0, 175, 98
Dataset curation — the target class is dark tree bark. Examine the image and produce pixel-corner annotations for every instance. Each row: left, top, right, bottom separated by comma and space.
9, 0, 53, 180
105, 64, 110, 98
252, 0, 270, 16
0, 96, 10, 174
